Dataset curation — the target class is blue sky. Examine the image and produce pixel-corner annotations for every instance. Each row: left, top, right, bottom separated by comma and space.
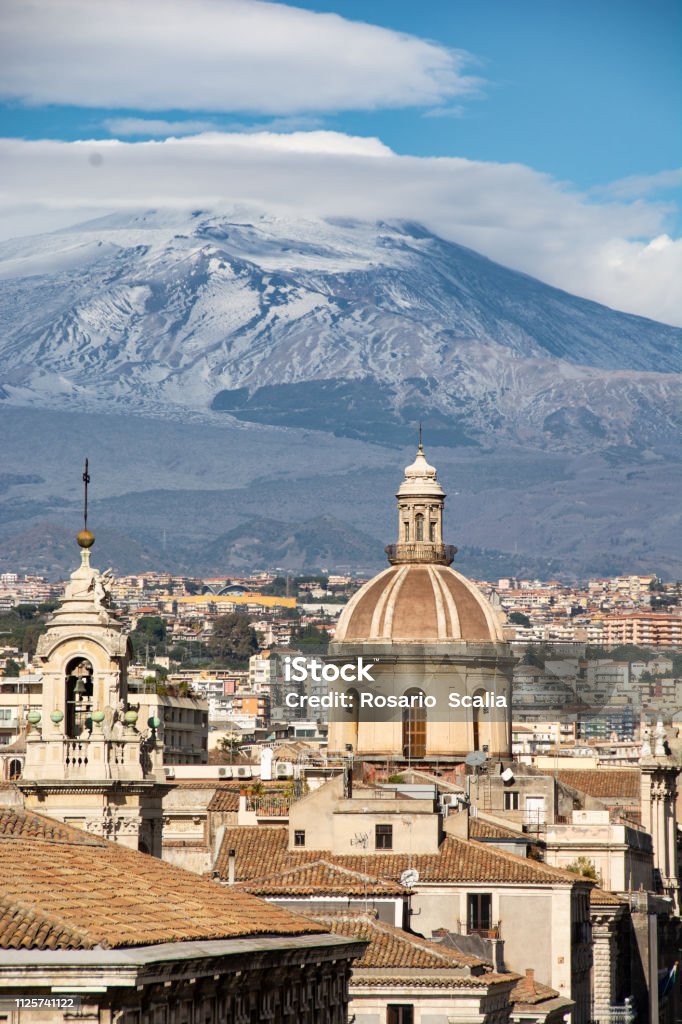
0, 0, 680, 323
2, 0, 679, 190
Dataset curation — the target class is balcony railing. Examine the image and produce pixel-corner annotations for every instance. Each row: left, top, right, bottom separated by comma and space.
385, 543, 457, 566
245, 795, 292, 818
467, 924, 500, 939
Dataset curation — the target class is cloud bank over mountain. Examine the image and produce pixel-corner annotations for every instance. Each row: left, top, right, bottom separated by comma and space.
2, 131, 681, 325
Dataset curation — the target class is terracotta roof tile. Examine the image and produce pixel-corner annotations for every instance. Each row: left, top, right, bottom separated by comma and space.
216, 827, 587, 887
306, 913, 493, 975
468, 819, 526, 841
207, 790, 240, 812
0, 808, 325, 951
557, 769, 641, 801
590, 888, 628, 907
236, 860, 407, 898
511, 971, 561, 1006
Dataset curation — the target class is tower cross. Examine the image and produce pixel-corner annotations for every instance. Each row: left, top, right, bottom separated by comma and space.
83, 458, 90, 532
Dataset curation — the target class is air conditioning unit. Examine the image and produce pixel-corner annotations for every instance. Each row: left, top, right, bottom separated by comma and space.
164, 767, 176, 779
276, 762, 294, 778
440, 793, 459, 807
218, 767, 233, 778
236, 766, 252, 779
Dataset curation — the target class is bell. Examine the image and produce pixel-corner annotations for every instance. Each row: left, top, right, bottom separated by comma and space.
73, 678, 86, 697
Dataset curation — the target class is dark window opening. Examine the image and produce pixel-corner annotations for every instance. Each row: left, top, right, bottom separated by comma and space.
504, 791, 520, 810
294, 830, 306, 847
375, 824, 393, 850
467, 893, 493, 935
387, 1005, 414, 1024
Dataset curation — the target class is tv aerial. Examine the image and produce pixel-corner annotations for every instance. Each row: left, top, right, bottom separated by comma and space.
464, 751, 487, 768
400, 868, 420, 889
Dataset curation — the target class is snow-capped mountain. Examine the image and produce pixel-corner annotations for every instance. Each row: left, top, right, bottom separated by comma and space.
0, 209, 680, 451
0, 208, 680, 578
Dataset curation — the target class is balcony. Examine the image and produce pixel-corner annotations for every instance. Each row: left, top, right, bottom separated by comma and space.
385, 543, 457, 566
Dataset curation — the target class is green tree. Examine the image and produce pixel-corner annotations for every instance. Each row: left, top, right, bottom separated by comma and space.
208, 613, 260, 662
566, 856, 600, 882
2, 658, 22, 677
509, 611, 532, 628
15, 604, 38, 620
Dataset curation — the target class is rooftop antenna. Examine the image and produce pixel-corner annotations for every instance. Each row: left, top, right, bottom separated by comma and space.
82, 458, 90, 532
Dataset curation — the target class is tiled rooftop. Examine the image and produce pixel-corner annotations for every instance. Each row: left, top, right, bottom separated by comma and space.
511, 969, 562, 1007
236, 860, 407, 898
468, 818, 527, 841
557, 769, 641, 801
305, 913, 491, 974
216, 827, 587, 887
0, 808, 325, 951
590, 888, 629, 907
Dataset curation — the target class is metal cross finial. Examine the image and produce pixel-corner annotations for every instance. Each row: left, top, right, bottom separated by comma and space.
82, 458, 90, 531
418, 421, 423, 450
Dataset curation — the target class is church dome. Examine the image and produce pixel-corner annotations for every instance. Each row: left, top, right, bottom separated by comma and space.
332, 439, 505, 646
334, 563, 505, 644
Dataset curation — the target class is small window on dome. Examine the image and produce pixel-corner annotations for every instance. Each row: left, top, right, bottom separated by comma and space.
429, 521, 436, 542
415, 514, 424, 542
404, 521, 410, 542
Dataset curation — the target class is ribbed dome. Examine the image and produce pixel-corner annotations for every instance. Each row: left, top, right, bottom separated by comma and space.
334, 564, 504, 644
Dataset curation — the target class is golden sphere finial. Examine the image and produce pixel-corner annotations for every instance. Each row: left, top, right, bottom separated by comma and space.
77, 529, 95, 549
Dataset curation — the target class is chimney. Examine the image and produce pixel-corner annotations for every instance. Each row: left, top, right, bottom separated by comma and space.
227, 848, 236, 886
525, 968, 536, 994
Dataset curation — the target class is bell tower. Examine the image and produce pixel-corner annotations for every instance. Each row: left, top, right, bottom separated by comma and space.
19, 461, 165, 855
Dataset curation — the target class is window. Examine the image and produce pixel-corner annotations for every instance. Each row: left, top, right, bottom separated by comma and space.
429, 521, 436, 542
504, 791, 520, 810
294, 830, 306, 847
375, 824, 393, 850
402, 687, 427, 758
415, 513, 424, 541
387, 1007, 413, 1024
0, 709, 11, 721
467, 893, 492, 934
404, 521, 410, 542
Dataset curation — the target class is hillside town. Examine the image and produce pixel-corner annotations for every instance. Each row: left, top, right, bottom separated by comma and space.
1, 445, 681, 1024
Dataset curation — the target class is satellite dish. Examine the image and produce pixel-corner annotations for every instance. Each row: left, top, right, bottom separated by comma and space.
400, 868, 420, 888
464, 751, 487, 768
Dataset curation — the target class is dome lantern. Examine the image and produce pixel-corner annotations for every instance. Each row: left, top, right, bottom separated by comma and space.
386, 434, 456, 566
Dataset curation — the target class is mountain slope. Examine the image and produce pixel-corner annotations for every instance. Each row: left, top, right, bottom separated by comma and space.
0, 209, 679, 450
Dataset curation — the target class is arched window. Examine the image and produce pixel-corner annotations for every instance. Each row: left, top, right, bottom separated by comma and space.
65, 657, 94, 738
415, 514, 424, 542
8, 758, 22, 781
402, 687, 427, 758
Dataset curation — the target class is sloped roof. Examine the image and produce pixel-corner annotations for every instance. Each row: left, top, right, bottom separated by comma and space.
216, 827, 587, 887
0, 808, 325, 951
236, 860, 406, 898
306, 912, 508, 982
511, 971, 563, 1007
468, 818, 527, 841
556, 769, 641, 801
590, 888, 629, 907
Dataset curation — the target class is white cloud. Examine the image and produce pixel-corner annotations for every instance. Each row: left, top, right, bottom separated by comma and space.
102, 118, 219, 137
0, 0, 478, 115
594, 168, 682, 200
0, 131, 680, 325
